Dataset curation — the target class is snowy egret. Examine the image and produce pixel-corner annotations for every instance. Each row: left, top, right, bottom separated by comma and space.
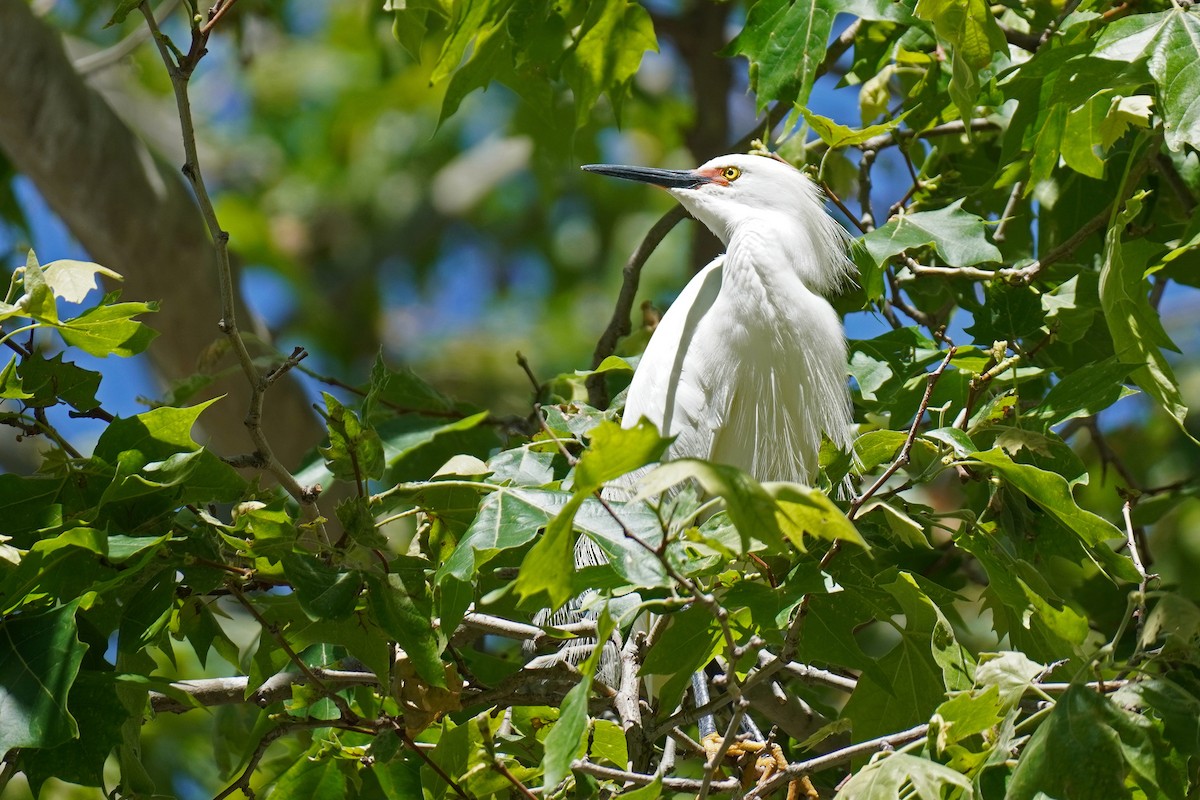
579, 153, 857, 772
531, 154, 856, 715
584, 153, 856, 481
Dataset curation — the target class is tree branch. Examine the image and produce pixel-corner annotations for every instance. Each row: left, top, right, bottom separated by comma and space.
139, 2, 325, 528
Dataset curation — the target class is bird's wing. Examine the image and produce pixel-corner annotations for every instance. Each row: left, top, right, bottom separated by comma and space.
621, 255, 725, 443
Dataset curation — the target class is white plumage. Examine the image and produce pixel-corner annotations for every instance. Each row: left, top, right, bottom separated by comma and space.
601, 153, 856, 484
534, 154, 858, 688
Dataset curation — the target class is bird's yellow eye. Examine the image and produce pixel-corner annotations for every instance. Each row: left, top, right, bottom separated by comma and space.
722, 166, 742, 181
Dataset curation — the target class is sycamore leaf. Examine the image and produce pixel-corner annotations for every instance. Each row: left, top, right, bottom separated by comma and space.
834, 753, 973, 799
1095, 7, 1200, 151
729, 0, 916, 110
562, 0, 657, 127
1099, 192, 1196, 443
41, 260, 122, 304
801, 108, 908, 148
0, 600, 87, 752
861, 202, 1002, 270
55, 297, 159, 358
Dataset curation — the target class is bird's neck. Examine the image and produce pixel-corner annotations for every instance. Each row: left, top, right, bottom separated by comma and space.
725, 213, 846, 297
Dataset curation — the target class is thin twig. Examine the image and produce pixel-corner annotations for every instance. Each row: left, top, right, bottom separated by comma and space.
571, 759, 741, 793
139, 2, 325, 529
493, 758, 539, 800
200, 0, 242, 34
992, 181, 1025, 243
1121, 496, 1155, 648
213, 717, 338, 800
149, 669, 378, 713
697, 702, 746, 800
857, 148, 877, 231
743, 724, 931, 799
904, 156, 1153, 285
72, 0, 182, 74
615, 629, 650, 771
399, 727, 472, 800
586, 206, 688, 408
230, 586, 356, 720
850, 346, 957, 517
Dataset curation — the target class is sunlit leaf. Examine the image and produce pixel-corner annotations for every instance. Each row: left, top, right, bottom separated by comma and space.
860, 201, 1002, 270
0, 600, 87, 752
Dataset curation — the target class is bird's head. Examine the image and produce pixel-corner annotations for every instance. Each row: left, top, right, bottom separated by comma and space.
583, 153, 855, 295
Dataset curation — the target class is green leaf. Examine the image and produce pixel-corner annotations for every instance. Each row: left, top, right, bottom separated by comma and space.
231, 504, 298, 560
367, 566, 445, 688
728, 0, 914, 110
1008, 684, 1182, 800
0, 357, 30, 401
319, 393, 386, 483
0, 600, 88, 752
915, 0, 1006, 119
964, 282, 1044, 342
967, 447, 1135, 573
105, 0, 143, 26
543, 611, 614, 789
800, 108, 907, 148
17, 672, 130, 796
833, 753, 973, 799
363, 354, 457, 419
258, 606, 390, 682
956, 526, 1090, 662
94, 398, 219, 465
973, 651, 1044, 707
16, 353, 101, 412
1099, 192, 1196, 443
727, 0, 839, 110
19, 250, 58, 324
636, 459, 786, 552
860, 201, 1002, 270
562, 0, 658, 128
843, 574, 972, 742
1061, 90, 1109, 178
853, 430, 909, 470
337, 496, 388, 549
0, 472, 62, 542
1095, 7, 1200, 152
915, 0, 1005, 69
281, 555, 363, 621
55, 296, 158, 357
378, 411, 494, 483
764, 482, 868, 551
574, 419, 670, 493
438, 487, 551, 583
40, 260, 122, 303
271, 746, 350, 796
616, 775, 663, 799
1126, 678, 1200, 758
931, 685, 1005, 752
640, 604, 723, 709
860, 501, 931, 549
1041, 273, 1099, 344
1027, 356, 1137, 426
514, 493, 584, 608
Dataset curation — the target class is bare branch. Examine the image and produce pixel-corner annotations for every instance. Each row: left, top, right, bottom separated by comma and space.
149, 669, 378, 713
586, 206, 688, 408
571, 759, 741, 793
850, 346, 957, 516
139, 1, 326, 531
743, 724, 931, 799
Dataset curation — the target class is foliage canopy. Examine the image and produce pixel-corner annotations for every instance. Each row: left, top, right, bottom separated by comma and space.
1, 0, 1200, 798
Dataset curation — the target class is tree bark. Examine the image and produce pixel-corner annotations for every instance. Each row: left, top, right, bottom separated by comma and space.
0, 0, 321, 469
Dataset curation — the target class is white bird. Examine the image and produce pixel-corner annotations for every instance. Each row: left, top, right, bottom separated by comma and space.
583, 153, 856, 483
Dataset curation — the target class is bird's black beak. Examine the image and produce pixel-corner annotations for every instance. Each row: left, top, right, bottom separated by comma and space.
581, 163, 711, 190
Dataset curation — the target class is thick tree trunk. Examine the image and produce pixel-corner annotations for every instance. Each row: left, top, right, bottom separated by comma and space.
0, 0, 321, 469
